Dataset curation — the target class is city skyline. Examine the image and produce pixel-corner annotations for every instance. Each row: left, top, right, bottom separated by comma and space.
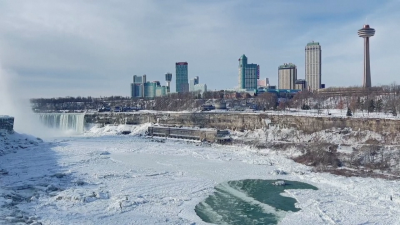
0, 1, 399, 97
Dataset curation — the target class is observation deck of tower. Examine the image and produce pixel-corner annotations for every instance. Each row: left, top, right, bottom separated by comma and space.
358, 24, 375, 88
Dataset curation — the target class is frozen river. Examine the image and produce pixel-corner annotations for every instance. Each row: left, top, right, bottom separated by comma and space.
1, 126, 400, 224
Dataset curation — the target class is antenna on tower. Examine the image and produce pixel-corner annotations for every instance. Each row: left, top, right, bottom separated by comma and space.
365, 17, 368, 24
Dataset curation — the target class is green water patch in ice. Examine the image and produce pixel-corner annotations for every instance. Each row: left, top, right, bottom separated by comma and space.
195, 179, 317, 225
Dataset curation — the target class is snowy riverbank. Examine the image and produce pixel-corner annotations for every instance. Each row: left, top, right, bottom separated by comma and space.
1, 126, 400, 224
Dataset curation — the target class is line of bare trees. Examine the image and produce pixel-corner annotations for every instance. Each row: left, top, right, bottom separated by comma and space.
285, 84, 400, 116
30, 84, 400, 114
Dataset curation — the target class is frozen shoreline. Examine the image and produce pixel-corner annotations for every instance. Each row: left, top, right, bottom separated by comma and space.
1, 126, 400, 224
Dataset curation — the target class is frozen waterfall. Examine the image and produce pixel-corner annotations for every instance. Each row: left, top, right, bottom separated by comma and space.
38, 113, 85, 133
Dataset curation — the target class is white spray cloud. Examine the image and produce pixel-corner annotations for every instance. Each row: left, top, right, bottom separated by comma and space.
0, 65, 20, 118
0, 63, 65, 137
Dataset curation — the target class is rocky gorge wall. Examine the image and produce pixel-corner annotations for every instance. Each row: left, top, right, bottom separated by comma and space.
0, 116, 14, 133
84, 112, 400, 135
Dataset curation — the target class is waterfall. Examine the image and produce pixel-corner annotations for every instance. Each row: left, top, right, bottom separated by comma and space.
38, 113, 85, 133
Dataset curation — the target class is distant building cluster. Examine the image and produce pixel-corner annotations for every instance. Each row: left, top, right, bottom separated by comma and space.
257, 41, 323, 93
131, 24, 376, 98
130, 62, 207, 98
189, 76, 207, 95
130, 75, 169, 98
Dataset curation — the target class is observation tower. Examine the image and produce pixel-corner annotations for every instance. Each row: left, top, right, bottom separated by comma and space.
165, 73, 172, 93
358, 24, 375, 88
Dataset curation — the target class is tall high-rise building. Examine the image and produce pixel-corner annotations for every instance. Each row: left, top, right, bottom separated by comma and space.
278, 63, 297, 89
189, 76, 199, 92
143, 81, 158, 98
358, 24, 375, 88
133, 75, 145, 84
176, 62, 189, 93
238, 54, 259, 91
131, 75, 146, 98
305, 41, 321, 91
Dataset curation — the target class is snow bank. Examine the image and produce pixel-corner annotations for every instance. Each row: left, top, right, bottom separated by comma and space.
0, 131, 43, 156
2, 123, 400, 224
28, 136, 399, 224
85, 123, 151, 137
0, 132, 47, 224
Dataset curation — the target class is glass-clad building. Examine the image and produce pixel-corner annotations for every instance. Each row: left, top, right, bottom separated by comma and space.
238, 55, 259, 91
176, 62, 189, 93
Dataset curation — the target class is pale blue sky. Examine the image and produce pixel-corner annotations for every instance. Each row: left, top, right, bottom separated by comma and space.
0, 0, 399, 98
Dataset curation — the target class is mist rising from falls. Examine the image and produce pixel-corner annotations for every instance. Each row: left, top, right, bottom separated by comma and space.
38, 113, 85, 134
1, 62, 88, 137
0, 63, 43, 136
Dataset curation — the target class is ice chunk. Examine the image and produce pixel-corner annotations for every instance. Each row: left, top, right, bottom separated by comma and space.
272, 180, 286, 186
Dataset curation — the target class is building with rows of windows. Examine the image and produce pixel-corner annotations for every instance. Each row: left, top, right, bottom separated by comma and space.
130, 75, 169, 98
238, 54, 259, 91
176, 62, 189, 93
305, 41, 321, 91
278, 63, 297, 90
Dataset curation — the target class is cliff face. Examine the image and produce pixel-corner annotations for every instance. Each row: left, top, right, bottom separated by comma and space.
84, 112, 400, 135
84, 112, 400, 178
266, 115, 400, 134
0, 116, 14, 133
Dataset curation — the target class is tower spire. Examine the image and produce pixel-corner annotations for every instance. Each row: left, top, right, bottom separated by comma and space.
358, 24, 375, 88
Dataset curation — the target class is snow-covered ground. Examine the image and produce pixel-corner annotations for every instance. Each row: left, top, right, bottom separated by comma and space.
87, 108, 400, 120
1, 125, 400, 224
267, 108, 400, 120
